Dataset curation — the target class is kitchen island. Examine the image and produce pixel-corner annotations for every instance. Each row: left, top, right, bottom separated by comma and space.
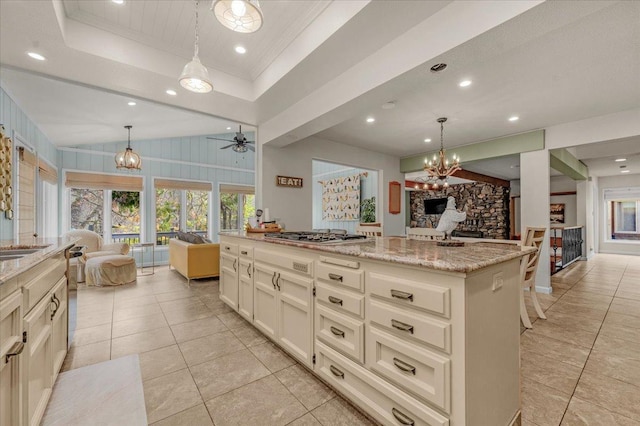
219, 233, 534, 426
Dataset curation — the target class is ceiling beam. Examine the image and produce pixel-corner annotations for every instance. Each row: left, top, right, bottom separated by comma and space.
549, 148, 588, 180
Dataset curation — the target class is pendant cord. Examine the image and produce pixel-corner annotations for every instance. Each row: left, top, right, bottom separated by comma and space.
440, 120, 444, 151
194, 0, 200, 58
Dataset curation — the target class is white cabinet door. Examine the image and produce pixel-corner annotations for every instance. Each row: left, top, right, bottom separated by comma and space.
1, 290, 23, 426
238, 258, 253, 322
23, 293, 54, 426
220, 252, 239, 310
277, 270, 313, 367
253, 263, 277, 340
50, 277, 68, 380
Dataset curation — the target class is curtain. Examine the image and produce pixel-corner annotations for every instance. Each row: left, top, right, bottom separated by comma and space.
65, 171, 143, 191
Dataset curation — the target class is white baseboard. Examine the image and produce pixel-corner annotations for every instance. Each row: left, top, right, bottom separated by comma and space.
535, 285, 553, 294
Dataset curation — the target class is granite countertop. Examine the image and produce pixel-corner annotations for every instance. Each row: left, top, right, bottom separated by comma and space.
220, 232, 536, 273
0, 237, 78, 284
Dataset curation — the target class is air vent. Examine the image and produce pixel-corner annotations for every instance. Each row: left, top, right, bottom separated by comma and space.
430, 63, 447, 73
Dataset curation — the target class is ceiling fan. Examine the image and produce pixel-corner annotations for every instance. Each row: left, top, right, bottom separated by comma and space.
207, 125, 255, 153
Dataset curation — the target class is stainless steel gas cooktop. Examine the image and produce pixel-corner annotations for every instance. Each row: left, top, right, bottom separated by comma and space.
264, 229, 367, 244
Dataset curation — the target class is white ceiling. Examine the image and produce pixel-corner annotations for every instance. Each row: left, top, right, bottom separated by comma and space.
0, 0, 639, 180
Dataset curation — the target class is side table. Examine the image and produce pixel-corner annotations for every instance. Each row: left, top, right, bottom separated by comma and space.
131, 242, 154, 276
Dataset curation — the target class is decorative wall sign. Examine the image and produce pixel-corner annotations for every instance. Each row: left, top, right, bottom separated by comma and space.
389, 181, 401, 214
320, 174, 360, 221
276, 175, 303, 188
550, 203, 565, 224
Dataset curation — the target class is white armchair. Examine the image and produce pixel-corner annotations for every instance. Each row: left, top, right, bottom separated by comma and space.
64, 230, 130, 287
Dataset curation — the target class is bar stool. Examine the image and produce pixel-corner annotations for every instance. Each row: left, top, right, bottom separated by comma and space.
520, 227, 547, 329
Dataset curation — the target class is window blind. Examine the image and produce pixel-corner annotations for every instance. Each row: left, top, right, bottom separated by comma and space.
38, 160, 58, 184
155, 178, 212, 192
65, 171, 143, 191
603, 187, 640, 201
219, 184, 254, 195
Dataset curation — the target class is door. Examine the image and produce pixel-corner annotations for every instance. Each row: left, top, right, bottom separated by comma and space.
253, 263, 277, 340
50, 277, 68, 379
238, 258, 253, 321
220, 252, 239, 310
0, 290, 23, 426
277, 270, 313, 367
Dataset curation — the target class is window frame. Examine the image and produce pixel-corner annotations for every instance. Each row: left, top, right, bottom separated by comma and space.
218, 183, 255, 234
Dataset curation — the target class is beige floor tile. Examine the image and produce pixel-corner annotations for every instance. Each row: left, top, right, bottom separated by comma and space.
170, 316, 229, 343
573, 371, 640, 420
114, 285, 156, 301
541, 309, 604, 334
204, 297, 235, 315
112, 312, 169, 338
61, 340, 111, 371
205, 375, 306, 426
71, 323, 112, 347
143, 368, 203, 424
154, 289, 199, 303
150, 404, 213, 426
311, 397, 375, 426
190, 349, 270, 400
287, 413, 322, 426
159, 297, 206, 313
139, 344, 187, 381
111, 327, 176, 359
113, 302, 163, 322
75, 310, 113, 330
521, 377, 571, 426
217, 311, 250, 330
526, 320, 598, 348
249, 341, 297, 373
276, 364, 336, 411
546, 302, 607, 321
561, 291, 613, 305
231, 323, 268, 347
608, 298, 640, 318
561, 397, 640, 426
178, 330, 245, 366
603, 312, 640, 330
163, 304, 215, 326
520, 351, 583, 395
569, 283, 617, 297
520, 331, 591, 368
584, 348, 640, 387
113, 294, 158, 310
615, 291, 640, 302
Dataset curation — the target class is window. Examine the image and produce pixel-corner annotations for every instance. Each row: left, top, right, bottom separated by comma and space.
38, 159, 58, 238
111, 191, 141, 244
220, 184, 254, 232
613, 200, 638, 234
70, 188, 104, 235
155, 179, 211, 245
604, 187, 640, 241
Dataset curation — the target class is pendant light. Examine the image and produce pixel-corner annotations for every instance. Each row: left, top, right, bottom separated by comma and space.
115, 125, 142, 170
423, 117, 461, 186
180, 0, 213, 93
212, 0, 263, 33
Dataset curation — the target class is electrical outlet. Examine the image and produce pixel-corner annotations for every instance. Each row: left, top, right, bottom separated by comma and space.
492, 272, 503, 292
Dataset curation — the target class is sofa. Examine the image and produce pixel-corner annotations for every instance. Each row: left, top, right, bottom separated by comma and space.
169, 238, 220, 284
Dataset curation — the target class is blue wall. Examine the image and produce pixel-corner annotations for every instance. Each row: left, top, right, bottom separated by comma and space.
0, 86, 59, 240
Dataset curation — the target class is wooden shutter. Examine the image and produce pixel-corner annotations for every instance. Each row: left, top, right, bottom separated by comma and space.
155, 179, 212, 192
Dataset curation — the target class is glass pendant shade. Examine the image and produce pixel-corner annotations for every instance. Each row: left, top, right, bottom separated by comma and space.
115, 125, 142, 170
212, 0, 263, 33
179, 56, 213, 93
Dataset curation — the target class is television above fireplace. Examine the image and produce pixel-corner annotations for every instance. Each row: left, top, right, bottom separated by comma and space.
424, 197, 448, 215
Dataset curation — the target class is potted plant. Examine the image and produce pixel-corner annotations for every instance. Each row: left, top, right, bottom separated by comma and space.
360, 196, 376, 223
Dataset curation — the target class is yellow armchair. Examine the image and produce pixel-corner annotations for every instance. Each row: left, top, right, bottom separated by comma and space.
169, 238, 220, 284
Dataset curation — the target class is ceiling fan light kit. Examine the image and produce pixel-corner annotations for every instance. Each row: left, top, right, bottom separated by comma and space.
115, 125, 142, 170
180, 0, 213, 94
423, 117, 461, 185
212, 0, 264, 33
207, 124, 255, 152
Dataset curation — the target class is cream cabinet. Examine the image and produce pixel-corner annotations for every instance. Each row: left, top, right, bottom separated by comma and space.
252, 262, 278, 340
219, 242, 239, 310
1, 287, 24, 426
238, 246, 254, 321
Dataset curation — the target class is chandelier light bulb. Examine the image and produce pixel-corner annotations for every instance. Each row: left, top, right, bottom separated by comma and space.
231, 0, 247, 16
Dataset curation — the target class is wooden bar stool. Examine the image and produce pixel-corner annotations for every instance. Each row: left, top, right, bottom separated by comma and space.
520, 227, 547, 329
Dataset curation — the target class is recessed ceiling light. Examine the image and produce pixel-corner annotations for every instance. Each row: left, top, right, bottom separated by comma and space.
430, 63, 447, 73
226, 127, 232, 130
459, 80, 472, 87
366, 117, 375, 123
615, 158, 627, 162
166, 89, 177, 96
621, 170, 630, 173
27, 52, 45, 61
381, 101, 396, 110
112, 0, 124, 4
424, 138, 431, 143
508, 116, 519, 122
234, 46, 247, 54
128, 101, 136, 106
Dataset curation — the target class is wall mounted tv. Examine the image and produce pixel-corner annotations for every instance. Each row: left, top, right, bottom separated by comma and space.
424, 197, 448, 214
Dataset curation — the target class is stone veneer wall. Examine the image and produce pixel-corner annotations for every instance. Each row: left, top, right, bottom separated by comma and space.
409, 182, 510, 239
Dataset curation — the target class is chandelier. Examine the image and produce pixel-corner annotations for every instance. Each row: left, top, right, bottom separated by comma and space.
180, 0, 213, 93
212, 0, 264, 33
423, 117, 460, 188
115, 125, 141, 170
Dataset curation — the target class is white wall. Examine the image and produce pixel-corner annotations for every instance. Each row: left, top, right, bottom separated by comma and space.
261, 136, 404, 235
550, 176, 578, 227
597, 175, 640, 255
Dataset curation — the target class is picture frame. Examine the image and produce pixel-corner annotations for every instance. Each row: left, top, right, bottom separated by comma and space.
389, 181, 401, 214
550, 203, 565, 224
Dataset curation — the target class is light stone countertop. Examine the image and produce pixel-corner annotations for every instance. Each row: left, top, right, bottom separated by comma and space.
220, 232, 535, 273
0, 237, 78, 284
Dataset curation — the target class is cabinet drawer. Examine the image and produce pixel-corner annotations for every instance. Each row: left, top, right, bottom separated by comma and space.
221, 242, 239, 256
0, 277, 18, 302
369, 271, 450, 318
367, 326, 450, 412
255, 248, 313, 277
316, 282, 364, 318
316, 341, 449, 426
221, 252, 238, 272
369, 299, 451, 353
316, 263, 363, 292
315, 304, 364, 363
23, 260, 66, 313
239, 245, 253, 258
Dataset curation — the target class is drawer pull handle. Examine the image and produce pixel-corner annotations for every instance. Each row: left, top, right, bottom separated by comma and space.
233, 259, 237, 272
247, 264, 252, 278
392, 408, 415, 426
275, 273, 281, 291
391, 289, 413, 302
241, 250, 248, 255
328, 296, 343, 306
393, 357, 416, 375
271, 272, 277, 289
330, 326, 345, 338
328, 273, 343, 282
391, 319, 414, 334
5, 341, 24, 363
51, 294, 60, 320
329, 365, 344, 379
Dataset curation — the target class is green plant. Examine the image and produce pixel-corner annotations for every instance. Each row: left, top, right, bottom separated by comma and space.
360, 196, 376, 223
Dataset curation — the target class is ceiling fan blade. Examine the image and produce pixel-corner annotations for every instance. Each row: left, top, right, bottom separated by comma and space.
207, 136, 234, 142
245, 140, 255, 144
248, 145, 255, 152
221, 144, 235, 149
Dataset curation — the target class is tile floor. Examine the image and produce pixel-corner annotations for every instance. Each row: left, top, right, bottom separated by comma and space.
61, 254, 640, 425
